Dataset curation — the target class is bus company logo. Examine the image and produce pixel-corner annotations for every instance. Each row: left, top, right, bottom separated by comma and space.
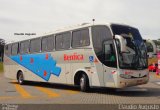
64, 53, 84, 61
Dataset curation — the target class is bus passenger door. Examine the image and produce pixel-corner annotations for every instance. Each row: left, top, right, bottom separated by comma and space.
103, 41, 117, 87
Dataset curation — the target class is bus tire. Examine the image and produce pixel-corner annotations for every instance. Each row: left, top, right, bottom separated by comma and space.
80, 74, 89, 92
17, 71, 25, 85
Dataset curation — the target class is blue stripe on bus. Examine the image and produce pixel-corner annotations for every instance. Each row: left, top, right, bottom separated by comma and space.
10, 53, 61, 81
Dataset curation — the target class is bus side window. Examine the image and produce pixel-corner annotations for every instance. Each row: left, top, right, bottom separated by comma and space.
42, 37, 48, 51
5, 45, 11, 56
11, 43, 19, 55
20, 40, 30, 54
72, 29, 90, 48
42, 35, 54, 52
56, 32, 71, 50
104, 41, 117, 68
30, 38, 41, 53
92, 26, 113, 64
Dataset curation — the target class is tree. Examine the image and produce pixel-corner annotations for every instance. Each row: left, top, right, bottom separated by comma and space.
0, 39, 5, 62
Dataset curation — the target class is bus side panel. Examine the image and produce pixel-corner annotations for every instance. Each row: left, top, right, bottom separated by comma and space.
4, 49, 105, 87
21, 67, 45, 82
49, 49, 95, 86
4, 55, 17, 80
91, 63, 104, 87
47, 51, 67, 84
68, 49, 103, 87
48, 64, 66, 84
71, 63, 91, 85
65, 63, 72, 84
68, 49, 93, 86
4, 55, 45, 82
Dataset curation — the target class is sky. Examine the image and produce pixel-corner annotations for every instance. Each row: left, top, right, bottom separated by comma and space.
0, 0, 159, 43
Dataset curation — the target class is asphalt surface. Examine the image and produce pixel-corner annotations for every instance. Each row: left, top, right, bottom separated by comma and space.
0, 73, 160, 104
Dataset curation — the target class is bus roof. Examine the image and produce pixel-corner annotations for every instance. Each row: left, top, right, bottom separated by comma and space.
44, 22, 132, 36
5, 22, 132, 45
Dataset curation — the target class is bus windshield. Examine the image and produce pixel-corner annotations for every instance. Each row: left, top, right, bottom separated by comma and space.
111, 24, 148, 70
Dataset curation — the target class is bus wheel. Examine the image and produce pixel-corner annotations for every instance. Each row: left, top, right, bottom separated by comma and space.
80, 74, 89, 92
17, 72, 25, 85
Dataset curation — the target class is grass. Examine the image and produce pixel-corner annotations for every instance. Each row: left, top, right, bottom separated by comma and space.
0, 62, 3, 73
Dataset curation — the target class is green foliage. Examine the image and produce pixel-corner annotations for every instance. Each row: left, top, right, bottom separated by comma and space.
153, 40, 160, 46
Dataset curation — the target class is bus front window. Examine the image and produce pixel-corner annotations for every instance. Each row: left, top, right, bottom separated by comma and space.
111, 24, 148, 70
103, 40, 117, 67
92, 25, 117, 68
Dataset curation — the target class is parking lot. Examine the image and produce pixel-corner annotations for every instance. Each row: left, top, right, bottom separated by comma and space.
0, 73, 160, 104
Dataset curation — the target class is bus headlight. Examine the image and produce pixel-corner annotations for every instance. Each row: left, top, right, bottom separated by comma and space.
120, 74, 132, 79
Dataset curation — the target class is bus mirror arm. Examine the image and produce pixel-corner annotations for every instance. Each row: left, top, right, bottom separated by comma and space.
143, 39, 146, 43
115, 35, 127, 52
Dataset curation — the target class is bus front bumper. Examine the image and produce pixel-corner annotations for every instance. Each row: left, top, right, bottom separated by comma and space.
116, 75, 149, 88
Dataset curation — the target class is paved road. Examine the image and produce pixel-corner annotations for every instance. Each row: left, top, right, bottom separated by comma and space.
0, 73, 160, 104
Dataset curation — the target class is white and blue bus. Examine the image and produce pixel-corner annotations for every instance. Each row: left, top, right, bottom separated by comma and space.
4, 23, 149, 92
